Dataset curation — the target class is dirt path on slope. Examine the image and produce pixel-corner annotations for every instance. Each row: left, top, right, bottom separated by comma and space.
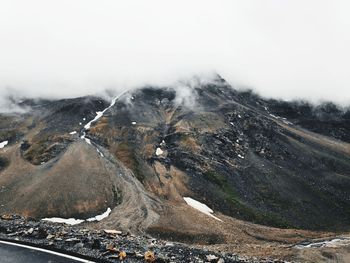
92, 144, 162, 233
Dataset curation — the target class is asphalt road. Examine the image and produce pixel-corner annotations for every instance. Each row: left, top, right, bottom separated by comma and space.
0, 241, 94, 263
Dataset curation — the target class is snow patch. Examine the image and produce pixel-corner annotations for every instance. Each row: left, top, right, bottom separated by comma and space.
131, 121, 136, 125
183, 197, 222, 222
238, 154, 244, 159
97, 148, 104, 157
42, 208, 112, 225
69, 131, 77, 135
156, 147, 163, 156
42, 217, 84, 226
84, 138, 91, 145
282, 120, 293, 125
86, 208, 111, 222
269, 114, 279, 119
295, 237, 350, 249
0, 141, 8, 149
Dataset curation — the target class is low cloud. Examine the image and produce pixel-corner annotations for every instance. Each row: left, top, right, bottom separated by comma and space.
0, 0, 349, 108
0, 88, 30, 113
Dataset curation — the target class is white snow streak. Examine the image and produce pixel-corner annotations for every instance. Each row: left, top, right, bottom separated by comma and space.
282, 119, 293, 125
83, 94, 121, 131
84, 111, 103, 130
295, 237, 350, 249
42, 207, 112, 225
42, 217, 84, 225
69, 131, 77, 135
86, 208, 111, 222
0, 141, 8, 149
80, 93, 125, 148
183, 197, 222, 222
97, 148, 104, 157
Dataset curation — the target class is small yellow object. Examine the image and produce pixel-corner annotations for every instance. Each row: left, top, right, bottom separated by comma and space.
144, 251, 155, 262
119, 251, 127, 261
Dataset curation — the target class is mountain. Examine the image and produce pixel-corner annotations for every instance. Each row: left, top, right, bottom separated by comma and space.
0, 76, 350, 255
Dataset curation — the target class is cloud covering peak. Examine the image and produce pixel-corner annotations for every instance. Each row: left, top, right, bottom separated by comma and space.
0, 0, 349, 105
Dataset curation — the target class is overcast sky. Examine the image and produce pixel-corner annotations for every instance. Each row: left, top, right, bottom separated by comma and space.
0, 0, 349, 104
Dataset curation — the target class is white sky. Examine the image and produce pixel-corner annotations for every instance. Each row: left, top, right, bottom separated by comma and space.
0, 0, 349, 104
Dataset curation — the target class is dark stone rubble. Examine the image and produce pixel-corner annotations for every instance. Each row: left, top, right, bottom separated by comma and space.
0, 215, 289, 263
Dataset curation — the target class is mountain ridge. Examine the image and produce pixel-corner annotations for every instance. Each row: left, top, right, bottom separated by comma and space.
1, 77, 350, 238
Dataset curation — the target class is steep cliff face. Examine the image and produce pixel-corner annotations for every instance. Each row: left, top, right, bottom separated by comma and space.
0, 77, 350, 236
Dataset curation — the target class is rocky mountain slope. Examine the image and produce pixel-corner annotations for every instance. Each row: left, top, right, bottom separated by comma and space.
0, 76, 350, 261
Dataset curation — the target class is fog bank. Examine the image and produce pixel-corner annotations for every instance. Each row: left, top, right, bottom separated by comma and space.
0, 0, 349, 105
